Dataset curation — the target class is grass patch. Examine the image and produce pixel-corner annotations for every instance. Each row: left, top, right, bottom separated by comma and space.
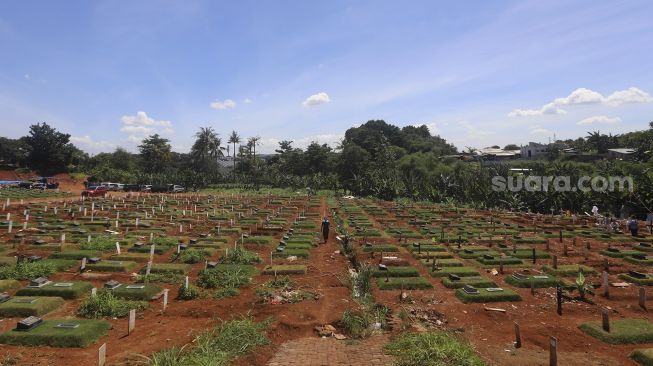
362, 245, 398, 253
618, 273, 653, 286
442, 277, 496, 289
221, 246, 261, 265
0, 261, 56, 280
49, 250, 102, 260
372, 266, 419, 278
377, 277, 433, 290
198, 266, 253, 289
455, 287, 522, 303
140, 316, 269, 365
273, 248, 310, 258
505, 274, 561, 288
77, 289, 148, 318
261, 265, 307, 275
630, 348, 653, 366
85, 260, 139, 272
0, 319, 110, 348
146, 263, 191, 274
430, 267, 480, 278
16, 281, 93, 299
542, 264, 598, 276
112, 284, 162, 301
0, 296, 65, 317
110, 253, 151, 263
0, 279, 21, 292
579, 319, 653, 344
136, 271, 184, 284
384, 331, 485, 366
419, 258, 463, 267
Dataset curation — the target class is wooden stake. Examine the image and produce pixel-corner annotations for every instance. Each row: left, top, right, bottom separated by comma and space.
602, 308, 610, 332
640, 287, 647, 311
549, 337, 557, 366
514, 322, 522, 349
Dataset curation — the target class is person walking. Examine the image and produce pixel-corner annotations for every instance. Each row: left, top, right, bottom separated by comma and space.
321, 217, 330, 243
628, 217, 639, 236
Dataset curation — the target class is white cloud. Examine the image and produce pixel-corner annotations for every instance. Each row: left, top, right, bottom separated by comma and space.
552, 88, 604, 105
243, 98, 252, 104
70, 135, 116, 153
577, 115, 622, 125
302, 92, 331, 107
119, 111, 174, 147
509, 87, 652, 117
530, 128, 551, 135
605, 87, 653, 106
24, 74, 30, 80
210, 99, 236, 110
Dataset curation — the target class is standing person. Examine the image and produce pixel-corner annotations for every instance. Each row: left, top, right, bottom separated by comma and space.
628, 217, 639, 236
321, 217, 330, 243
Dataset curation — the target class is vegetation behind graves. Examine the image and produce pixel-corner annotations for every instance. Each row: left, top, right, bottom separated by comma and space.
384, 331, 486, 366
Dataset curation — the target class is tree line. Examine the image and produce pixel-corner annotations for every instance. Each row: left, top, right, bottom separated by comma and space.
0, 120, 652, 217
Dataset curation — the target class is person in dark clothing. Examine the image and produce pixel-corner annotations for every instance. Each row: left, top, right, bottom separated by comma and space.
321, 217, 330, 243
628, 217, 639, 236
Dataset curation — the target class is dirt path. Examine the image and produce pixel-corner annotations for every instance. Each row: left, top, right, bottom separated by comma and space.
267, 335, 394, 366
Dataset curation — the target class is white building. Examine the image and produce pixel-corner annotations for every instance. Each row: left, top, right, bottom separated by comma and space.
520, 142, 548, 159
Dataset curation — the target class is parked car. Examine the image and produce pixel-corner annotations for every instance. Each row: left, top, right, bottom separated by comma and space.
150, 184, 169, 193
141, 185, 152, 192
171, 185, 185, 193
81, 186, 108, 198
123, 184, 141, 192
30, 183, 46, 190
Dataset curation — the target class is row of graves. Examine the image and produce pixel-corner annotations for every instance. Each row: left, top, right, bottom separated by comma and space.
334, 198, 653, 365
0, 192, 325, 363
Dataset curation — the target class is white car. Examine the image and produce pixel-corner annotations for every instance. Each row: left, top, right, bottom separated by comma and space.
171, 185, 185, 193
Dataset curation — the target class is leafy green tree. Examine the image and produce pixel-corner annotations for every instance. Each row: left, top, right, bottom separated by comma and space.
138, 134, 172, 173
23, 122, 85, 173
190, 127, 222, 171
504, 144, 520, 150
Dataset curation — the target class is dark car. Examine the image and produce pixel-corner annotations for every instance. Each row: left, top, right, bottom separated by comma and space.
123, 184, 141, 192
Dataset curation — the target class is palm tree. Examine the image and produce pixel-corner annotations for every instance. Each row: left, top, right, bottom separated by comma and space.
190, 127, 222, 171
228, 130, 241, 181
247, 136, 261, 187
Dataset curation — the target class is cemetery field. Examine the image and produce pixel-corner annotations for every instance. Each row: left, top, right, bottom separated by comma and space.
0, 192, 652, 365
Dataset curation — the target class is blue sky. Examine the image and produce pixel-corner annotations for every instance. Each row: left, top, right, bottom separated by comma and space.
1, 0, 652, 154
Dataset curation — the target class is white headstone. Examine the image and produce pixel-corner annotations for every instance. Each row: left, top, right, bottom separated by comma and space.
128, 309, 136, 334
98, 343, 106, 366
116, 242, 121, 255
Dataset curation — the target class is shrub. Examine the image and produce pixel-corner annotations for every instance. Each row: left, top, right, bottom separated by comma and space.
384, 331, 485, 366
177, 249, 208, 264
220, 247, 260, 265
85, 260, 138, 272
0, 261, 57, 280
0, 279, 21, 292
77, 289, 148, 318
198, 267, 251, 289
177, 283, 201, 300
136, 271, 184, 284
153, 236, 178, 247
79, 235, 119, 251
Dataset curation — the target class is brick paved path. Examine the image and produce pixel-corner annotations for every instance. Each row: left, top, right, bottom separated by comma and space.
267, 335, 395, 366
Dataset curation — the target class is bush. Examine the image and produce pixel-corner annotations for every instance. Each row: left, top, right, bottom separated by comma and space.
177, 249, 208, 264
0, 319, 110, 348
77, 289, 148, 318
198, 267, 251, 289
177, 283, 201, 300
384, 331, 485, 366
630, 348, 653, 366
220, 247, 260, 265
0, 279, 21, 292
79, 235, 119, 251
153, 236, 178, 247
136, 271, 184, 284
0, 261, 56, 280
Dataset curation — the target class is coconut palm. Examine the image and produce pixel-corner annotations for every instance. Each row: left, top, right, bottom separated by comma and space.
228, 131, 241, 181
190, 127, 222, 171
